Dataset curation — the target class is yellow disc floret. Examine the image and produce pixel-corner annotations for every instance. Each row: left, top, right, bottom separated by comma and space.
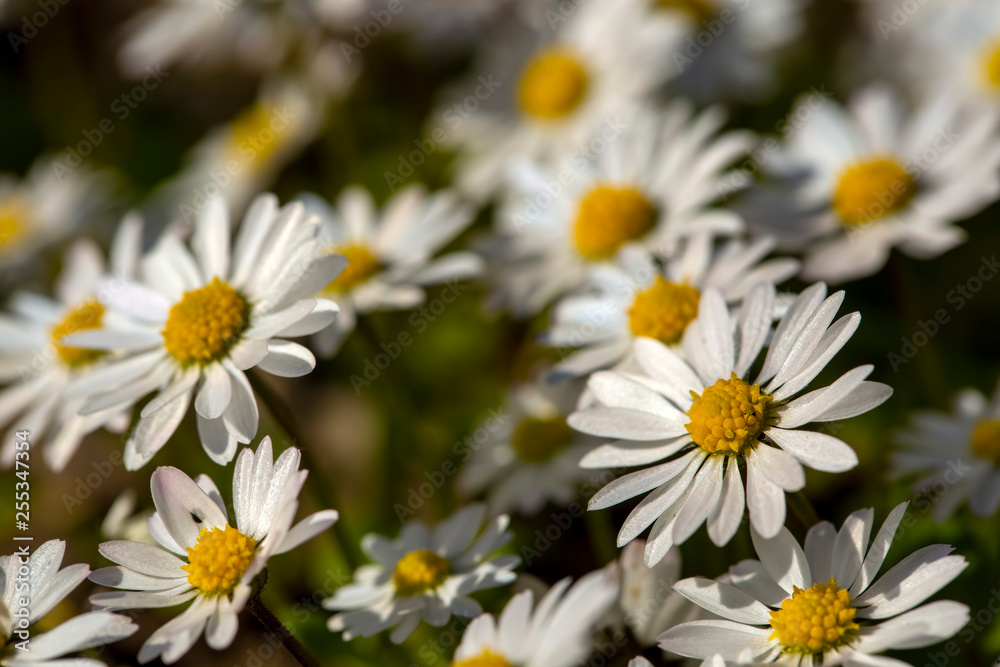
324, 244, 381, 293
573, 185, 657, 260
686, 373, 770, 455
162, 277, 249, 366
453, 650, 514, 667
628, 278, 700, 345
518, 49, 589, 120
51, 299, 106, 367
832, 157, 918, 227
511, 416, 574, 463
0, 197, 28, 251
393, 549, 451, 597
980, 40, 1000, 92
656, 0, 716, 22
769, 578, 859, 655
970, 419, 1000, 466
182, 524, 257, 595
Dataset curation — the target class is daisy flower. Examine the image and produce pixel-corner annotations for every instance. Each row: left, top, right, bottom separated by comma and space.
617, 540, 699, 647
325, 504, 519, 643
88, 436, 339, 664
450, 568, 618, 667
757, 85, 1000, 283
300, 184, 482, 356
0, 220, 142, 472
101, 489, 156, 544
443, 1, 673, 200
63, 194, 345, 469
0, 155, 105, 275
568, 282, 893, 565
457, 378, 601, 515
659, 503, 970, 665
487, 103, 756, 315
0, 539, 137, 667
892, 377, 1000, 520
541, 237, 798, 379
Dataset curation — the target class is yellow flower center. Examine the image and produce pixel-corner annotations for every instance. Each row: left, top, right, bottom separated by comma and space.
453, 650, 514, 667
970, 419, 1000, 466
225, 104, 290, 173
769, 578, 859, 655
979, 40, 1000, 91
50, 299, 106, 367
181, 524, 257, 595
628, 278, 700, 345
511, 416, 574, 463
324, 244, 381, 293
573, 185, 657, 260
656, 0, 716, 22
686, 373, 770, 455
518, 49, 589, 120
832, 157, 918, 227
161, 277, 249, 366
0, 197, 29, 251
393, 549, 452, 597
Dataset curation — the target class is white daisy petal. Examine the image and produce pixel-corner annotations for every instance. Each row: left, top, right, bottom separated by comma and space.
855, 546, 967, 619
765, 427, 859, 473
673, 577, 772, 625
751, 526, 811, 594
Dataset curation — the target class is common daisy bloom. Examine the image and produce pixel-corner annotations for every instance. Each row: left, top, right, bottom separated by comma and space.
325, 504, 519, 643
0, 539, 138, 667
568, 282, 893, 565
64, 194, 345, 469
617, 540, 699, 647
444, 1, 673, 200
760, 85, 1000, 283
893, 378, 1000, 520
450, 568, 618, 667
0, 155, 105, 274
89, 436, 338, 664
457, 379, 600, 515
487, 103, 755, 315
300, 184, 481, 356
0, 221, 141, 472
659, 503, 970, 665
542, 237, 798, 378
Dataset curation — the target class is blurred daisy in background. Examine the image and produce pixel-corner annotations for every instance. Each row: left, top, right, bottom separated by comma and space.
443, 1, 673, 200
0, 219, 141, 472
541, 237, 798, 379
101, 489, 156, 544
301, 184, 481, 356
325, 504, 518, 643
615, 540, 700, 648
660, 503, 970, 665
486, 103, 755, 315
63, 194, 345, 469
893, 377, 1000, 520
753, 85, 1000, 283
89, 437, 338, 664
0, 539, 138, 667
0, 156, 106, 277
458, 378, 600, 515
449, 568, 618, 667
569, 283, 893, 564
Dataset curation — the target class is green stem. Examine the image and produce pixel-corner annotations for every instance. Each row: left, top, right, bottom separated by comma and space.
788, 491, 821, 531
248, 370, 360, 569
247, 596, 320, 667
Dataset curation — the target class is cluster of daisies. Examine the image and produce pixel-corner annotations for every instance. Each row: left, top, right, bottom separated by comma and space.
3, 0, 1000, 665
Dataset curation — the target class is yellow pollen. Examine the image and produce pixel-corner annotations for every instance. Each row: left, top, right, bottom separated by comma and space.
181, 524, 257, 595
573, 185, 657, 260
832, 157, 918, 227
453, 650, 514, 667
656, 0, 716, 22
324, 244, 381, 293
0, 197, 29, 250
686, 373, 770, 455
225, 104, 289, 173
161, 277, 249, 366
511, 416, 574, 463
393, 549, 452, 597
970, 419, 1000, 466
980, 40, 1000, 91
51, 299, 106, 367
769, 578, 859, 655
518, 49, 589, 120
628, 278, 700, 345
